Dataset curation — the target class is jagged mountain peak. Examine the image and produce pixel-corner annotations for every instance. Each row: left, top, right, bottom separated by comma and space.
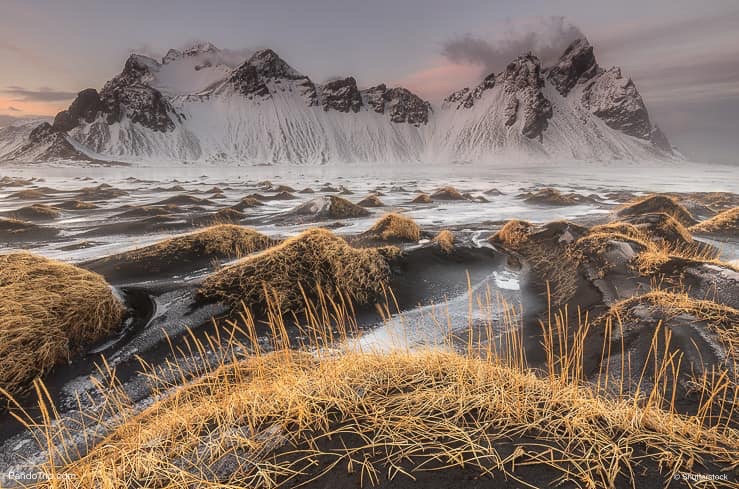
501, 53, 545, 89
441, 38, 670, 149
247, 49, 304, 80
185, 41, 218, 54
546, 37, 599, 96
162, 42, 221, 64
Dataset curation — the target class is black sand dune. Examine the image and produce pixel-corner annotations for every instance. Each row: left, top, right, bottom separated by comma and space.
114, 204, 177, 218
79, 215, 191, 237
0, 217, 60, 242
519, 187, 597, 205
431, 186, 466, 200
153, 194, 214, 206
3, 203, 61, 221
75, 184, 129, 201
84, 224, 276, 284
56, 199, 99, 210
273, 195, 370, 223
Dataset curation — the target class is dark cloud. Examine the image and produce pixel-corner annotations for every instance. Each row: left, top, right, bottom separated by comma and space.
595, 11, 739, 57
442, 16, 583, 74
2, 86, 76, 102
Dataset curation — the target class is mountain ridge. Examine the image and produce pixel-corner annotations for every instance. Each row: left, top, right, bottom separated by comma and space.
0, 37, 677, 165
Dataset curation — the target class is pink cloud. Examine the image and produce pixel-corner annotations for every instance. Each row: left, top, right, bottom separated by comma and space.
392, 60, 483, 103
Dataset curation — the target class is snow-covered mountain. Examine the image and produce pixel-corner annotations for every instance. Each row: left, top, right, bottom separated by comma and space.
0, 38, 677, 165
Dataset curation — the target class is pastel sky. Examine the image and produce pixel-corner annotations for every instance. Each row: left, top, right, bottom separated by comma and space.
1, 0, 738, 164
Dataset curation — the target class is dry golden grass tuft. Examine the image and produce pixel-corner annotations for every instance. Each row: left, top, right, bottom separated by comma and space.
411, 192, 432, 203
587, 221, 645, 241
690, 207, 739, 235
617, 194, 696, 226
10, 203, 61, 220
362, 212, 421, 242
433, 229, 455, 253
57, 199, 99, 210
32, 315, 739, 489
231, 196, 263, 211
620, 212, 694, 246
198, 228, 399, 314
7, 188, 47, 199
357, 193, 384, 207
115, 224, 274, 265
0, 252, 124, 396
522, 187, 579, 205
604, 289, 739, 360
578, 220, 732, 275
210, 207, 246, 223
325, 195, 369, 218
489, 219, 534, 250
114, 205, 174, 218
431, 185, 465, 200
0, 216, 41, 234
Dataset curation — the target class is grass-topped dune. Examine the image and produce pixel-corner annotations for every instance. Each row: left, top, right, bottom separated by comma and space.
286, 195, 369, 221
0, 216, 60, 242
359, 213, 421, 243
198, 228, 399, 314
602, 290, 739, 360
357, 193, 384, 207
38, 338, 739, 488
519, 187, 587, 205
430, 185, 465, 200
56, 199, 98, 210
85, 224, 275, 281
617, 194, 696, 226
6, 203, 61, 221
0, 252, 124, 397
690, 207, 739, 236
433, 229, 455, 253
410, 192, 432, 203
490, 216, 731, 307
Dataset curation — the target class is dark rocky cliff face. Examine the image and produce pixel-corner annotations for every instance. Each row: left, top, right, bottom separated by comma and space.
499, 54, 553, 140
548, 38, 660, 143
546, 38, 600, 97
227, 49, 318, 105
227, 63, 270, 98
442, 37, 671, 148
97, 55, 179, 132
248, 49, 303, 80
443, 73, 496, 109
321, 77, 363, 113
14, 122, 86, 161
442, 54, 553, 140
51, 89, 102, 132
361, 85, 431, 125
363, 84, 387, 113
49, 55, 179, 135
383, 88, 432, 125
581, 67, 651, 139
